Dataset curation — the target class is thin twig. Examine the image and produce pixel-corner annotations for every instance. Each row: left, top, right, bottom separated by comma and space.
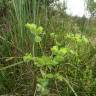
0, 61, 24, 71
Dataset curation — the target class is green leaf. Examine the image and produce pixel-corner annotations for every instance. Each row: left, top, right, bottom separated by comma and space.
55, 73, 63, 81
51, 46, 58, 54
54, 55, 64, 62
23, 53, 33, 62
59, 48, 68, 55
82, 36, 89, 43
50, 33, 55, 38
46, 73, 54, 79
35, 56, 57, 67
25, 23, 37, 32
37, 78, 49, 87
35, 36, 42, 42
37, 78, 49, 95
36, 26, 43, 35
66, 33, 89, 43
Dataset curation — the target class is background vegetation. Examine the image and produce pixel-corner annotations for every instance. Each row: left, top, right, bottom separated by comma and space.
0, 0, 96, 96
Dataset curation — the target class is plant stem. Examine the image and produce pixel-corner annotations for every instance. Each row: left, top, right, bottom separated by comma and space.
0, 61, 24, 71
33, 43, 35, 57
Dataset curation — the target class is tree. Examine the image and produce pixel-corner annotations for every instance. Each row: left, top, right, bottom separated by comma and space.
86, 0, 96, 16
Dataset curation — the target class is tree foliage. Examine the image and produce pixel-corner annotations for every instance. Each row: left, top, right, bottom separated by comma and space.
86, 0, 96, 15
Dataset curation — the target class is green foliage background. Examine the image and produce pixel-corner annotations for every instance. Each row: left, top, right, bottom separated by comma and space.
0, 0, 96, 96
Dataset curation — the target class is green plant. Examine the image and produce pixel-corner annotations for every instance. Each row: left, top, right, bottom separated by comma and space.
23, 23, 88, 96
0, 21, 95, 96
1, 0, 96, 95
